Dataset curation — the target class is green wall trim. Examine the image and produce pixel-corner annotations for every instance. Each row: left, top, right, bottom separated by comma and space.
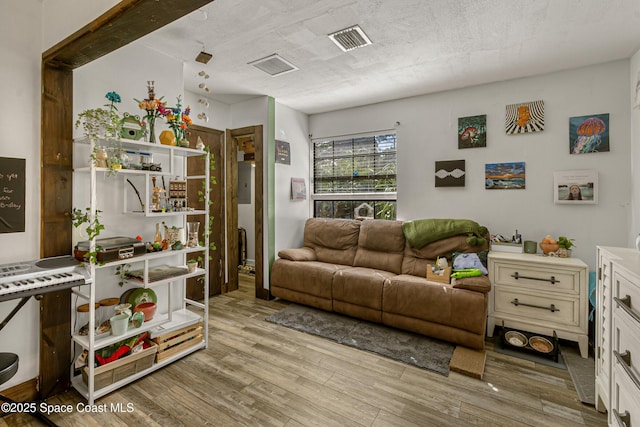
267, 97, 276, 272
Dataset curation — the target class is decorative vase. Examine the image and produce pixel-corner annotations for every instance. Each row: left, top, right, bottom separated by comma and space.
146, 116, 156, 143
159, 130, 176, 146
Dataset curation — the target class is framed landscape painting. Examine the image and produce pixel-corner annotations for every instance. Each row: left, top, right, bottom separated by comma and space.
458, 115, 486, 149
485, 162, 525, 189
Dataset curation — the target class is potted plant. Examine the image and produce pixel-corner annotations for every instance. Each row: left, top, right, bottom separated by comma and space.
75, 92, 123, 142
557, 236, 575, 257
187, 258, 198, 273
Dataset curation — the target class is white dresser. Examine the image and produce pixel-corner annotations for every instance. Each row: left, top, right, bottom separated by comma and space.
596, 246, 640, 425
487, 252, 589, 358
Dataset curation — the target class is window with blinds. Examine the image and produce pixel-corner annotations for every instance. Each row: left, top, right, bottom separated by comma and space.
312, 132, 397, 220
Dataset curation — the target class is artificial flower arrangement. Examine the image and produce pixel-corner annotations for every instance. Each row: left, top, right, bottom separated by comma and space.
160, 95, 192, 147
134, 81, 165, 143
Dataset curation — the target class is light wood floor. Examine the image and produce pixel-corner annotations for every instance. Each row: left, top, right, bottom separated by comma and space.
2, 274, 607, 426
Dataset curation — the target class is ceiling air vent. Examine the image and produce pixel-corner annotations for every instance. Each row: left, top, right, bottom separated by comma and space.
328, 25, 372, 52
248, 54, 298, 77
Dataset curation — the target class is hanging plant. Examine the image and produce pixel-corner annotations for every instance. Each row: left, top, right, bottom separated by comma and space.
75, 92, 123, 142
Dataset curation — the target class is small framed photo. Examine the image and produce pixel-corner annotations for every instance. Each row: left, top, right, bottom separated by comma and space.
291, 177, 306, 200
554, 170, 598, 204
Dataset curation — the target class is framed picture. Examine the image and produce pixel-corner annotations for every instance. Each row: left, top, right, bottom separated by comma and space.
275, 140, 291, 164
505, 100, 544, 134
554, 170, 598, 204
435, 160, 465, 187
569, 113, 610, 154
291, 177, 306, 200
485, 162, 525, 189
458, 115, 486, 148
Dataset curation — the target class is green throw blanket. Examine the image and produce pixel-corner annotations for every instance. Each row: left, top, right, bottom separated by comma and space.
402, 219, 489, 249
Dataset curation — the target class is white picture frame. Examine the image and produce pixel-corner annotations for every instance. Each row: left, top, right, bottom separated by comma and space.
553, 170, 598, 204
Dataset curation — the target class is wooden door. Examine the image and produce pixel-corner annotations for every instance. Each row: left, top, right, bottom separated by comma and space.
185, 125, 224, 299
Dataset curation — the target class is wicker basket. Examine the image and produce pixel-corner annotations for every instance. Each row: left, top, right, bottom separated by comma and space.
82, 340, 157, 390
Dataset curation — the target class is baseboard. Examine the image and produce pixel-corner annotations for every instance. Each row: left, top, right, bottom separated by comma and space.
0, 378, 38, 406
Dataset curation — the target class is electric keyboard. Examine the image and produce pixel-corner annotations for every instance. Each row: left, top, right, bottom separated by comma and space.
0, 256, 90, 302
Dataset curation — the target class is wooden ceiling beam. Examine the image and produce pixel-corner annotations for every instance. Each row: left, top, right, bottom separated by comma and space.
42, 0, 215, 69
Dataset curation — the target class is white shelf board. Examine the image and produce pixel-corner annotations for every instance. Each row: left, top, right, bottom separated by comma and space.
124, 267, 205, 288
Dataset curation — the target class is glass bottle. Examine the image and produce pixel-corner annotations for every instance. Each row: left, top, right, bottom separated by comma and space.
154, 222, 162, 243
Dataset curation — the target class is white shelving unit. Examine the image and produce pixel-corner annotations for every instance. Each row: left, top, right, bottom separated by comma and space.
71, 137, 210, 404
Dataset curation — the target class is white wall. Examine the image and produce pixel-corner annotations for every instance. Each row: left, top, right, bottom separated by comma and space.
310, 61, 631, 271
630, 49, 640, 246
42, 0, 119, 51
275, 103, 310, 251
0, 0, 43, 389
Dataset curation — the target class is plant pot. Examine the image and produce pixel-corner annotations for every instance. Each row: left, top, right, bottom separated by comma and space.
187, 262, 197, 273
557, 248, 572, 258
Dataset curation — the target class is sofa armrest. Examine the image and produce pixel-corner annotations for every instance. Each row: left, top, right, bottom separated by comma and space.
277, 247, 317, 262
452, 276, 491, 293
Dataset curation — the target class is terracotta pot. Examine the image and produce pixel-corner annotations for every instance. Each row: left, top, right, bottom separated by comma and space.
133, 302, 157, 321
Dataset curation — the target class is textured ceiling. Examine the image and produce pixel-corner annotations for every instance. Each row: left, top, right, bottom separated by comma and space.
138, 0, 640, 114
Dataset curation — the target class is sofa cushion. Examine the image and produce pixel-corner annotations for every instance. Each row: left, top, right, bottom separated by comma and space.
353, 219, 405, 274
303, 218, 361, 265
271, 259, 350, 302
278, 247, 317, 262
332, 267, 396, 323
383, 274, 487, 335
402, 234, 490, 277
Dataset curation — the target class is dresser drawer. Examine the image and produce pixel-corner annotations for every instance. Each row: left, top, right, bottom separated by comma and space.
613, 309, 640, 382
613, 270, 640, 324
493, 262, 578, 294
494, 287, 578, 326
612, 360, 640, 427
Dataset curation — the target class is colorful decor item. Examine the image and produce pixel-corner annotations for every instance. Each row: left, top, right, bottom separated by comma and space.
161, 95, 192, 147
458, 115, 486, 148
505, 100, 544, 134
485, 162, 525, 189
135, 81, 165, 143
569, 113, 609, 154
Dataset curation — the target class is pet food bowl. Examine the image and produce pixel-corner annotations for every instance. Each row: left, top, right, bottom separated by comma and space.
529, 336, 553, 353
133, 302, 157, 322
505, 330, 527, 347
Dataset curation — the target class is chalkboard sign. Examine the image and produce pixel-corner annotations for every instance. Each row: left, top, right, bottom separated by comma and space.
0, 157, 25, 233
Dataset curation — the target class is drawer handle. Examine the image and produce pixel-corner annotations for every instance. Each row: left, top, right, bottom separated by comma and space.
511, 272, 559, 284
615, 295, 640, 324
614, 350, 640, 391
511, 298, 559, 312
613, 409, 630, 427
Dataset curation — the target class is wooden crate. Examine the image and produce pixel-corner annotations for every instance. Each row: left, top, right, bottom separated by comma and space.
427, 265, 451, 284
82, 340, 157, 390
153, 322, 204, 363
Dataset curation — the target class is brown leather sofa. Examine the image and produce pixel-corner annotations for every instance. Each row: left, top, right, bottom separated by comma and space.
270, 218, 491, 349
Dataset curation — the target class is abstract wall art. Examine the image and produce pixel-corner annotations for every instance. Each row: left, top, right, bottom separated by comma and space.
505, 100, 544, 134
435, 160, 465, 187
458, 115, 486, 149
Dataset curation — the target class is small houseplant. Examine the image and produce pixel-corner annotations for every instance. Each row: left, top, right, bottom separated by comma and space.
187, 258, 198, 273
557, 236, 575, 257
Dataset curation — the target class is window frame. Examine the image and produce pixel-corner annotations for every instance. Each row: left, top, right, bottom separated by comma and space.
310, 130, 397, 219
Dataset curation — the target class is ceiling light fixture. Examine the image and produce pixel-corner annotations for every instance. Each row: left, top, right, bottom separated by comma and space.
328, 25, 372, 52
195, 51, 213, 64
248, 54, 298, 76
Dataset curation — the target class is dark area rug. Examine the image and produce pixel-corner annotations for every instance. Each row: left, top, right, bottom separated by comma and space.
266, 304, 455, 376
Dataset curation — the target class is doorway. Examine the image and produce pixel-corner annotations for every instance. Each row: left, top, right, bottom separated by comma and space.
185, 125, 224, 299
226, 125, 268, 299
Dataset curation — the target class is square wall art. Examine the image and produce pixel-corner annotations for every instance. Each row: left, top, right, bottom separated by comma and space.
435, 160, 465, 187
505, 100, 544, 134
569, 113, 610, 154
485, 162, 525, 189
458, 115, 486, 148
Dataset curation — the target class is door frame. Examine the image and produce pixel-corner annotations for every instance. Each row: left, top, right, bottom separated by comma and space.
226, 125, 268, 298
